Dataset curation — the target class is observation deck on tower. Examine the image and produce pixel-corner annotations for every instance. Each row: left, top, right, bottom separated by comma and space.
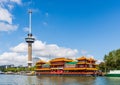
25, 34, 35, 43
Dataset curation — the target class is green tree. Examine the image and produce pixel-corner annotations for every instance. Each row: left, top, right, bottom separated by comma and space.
99, 62, 105, 72
103, 49, 120, 72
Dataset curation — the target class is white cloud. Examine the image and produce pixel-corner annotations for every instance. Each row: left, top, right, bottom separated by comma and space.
1, 39, 99, 66
0, 0, 22, 32
8, 4, 14, 10
4, 40, 78, 65
33, 40, 46, 51
0, 22, 18, 31
11, 40, 78, 58
10, 43, 27, 53
0, 6, 12, 24
33, 40, 78, 58
10, 0, 22, 5
0, 52, 27, 66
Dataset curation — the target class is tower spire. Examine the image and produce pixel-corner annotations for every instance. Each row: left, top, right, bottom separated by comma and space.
29, 9, 32, 34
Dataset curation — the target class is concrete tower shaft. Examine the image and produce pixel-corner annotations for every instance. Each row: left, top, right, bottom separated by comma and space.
28, 43, 32, 66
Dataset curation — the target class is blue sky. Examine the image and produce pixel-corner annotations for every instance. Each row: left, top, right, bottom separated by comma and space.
0, 0, 120, 65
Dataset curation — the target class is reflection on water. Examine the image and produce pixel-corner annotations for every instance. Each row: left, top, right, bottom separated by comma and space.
105, 77, 120, 85
36, 76, 96, 85
0, 75, 120, 85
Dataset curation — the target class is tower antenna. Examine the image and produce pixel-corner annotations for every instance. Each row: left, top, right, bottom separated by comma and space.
29, 9, 32, 34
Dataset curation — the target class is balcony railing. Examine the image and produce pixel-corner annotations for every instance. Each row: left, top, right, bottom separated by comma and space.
36, 72, 96, 75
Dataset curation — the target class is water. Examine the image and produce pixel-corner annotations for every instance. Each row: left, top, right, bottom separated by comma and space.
0, 75, 120, 85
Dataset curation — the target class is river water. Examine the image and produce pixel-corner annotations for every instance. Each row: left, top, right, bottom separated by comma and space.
0, 75, 120, 85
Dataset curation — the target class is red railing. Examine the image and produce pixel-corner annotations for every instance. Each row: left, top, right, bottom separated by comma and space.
62, 72, 95, 75
36, 72, 95, 75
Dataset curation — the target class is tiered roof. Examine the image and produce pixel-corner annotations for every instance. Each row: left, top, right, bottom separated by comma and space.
77, 56, 96, 61
50, 57, 73, 62
36, 60, 46, 66
36, 60, 46, 64
76, 56, 87, 60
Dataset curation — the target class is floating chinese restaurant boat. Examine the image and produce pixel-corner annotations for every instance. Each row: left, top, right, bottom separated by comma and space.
35, 56, 98, 76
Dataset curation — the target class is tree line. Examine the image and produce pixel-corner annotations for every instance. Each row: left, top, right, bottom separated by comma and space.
0, 66, 35, 72
99, 49, 120, 72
